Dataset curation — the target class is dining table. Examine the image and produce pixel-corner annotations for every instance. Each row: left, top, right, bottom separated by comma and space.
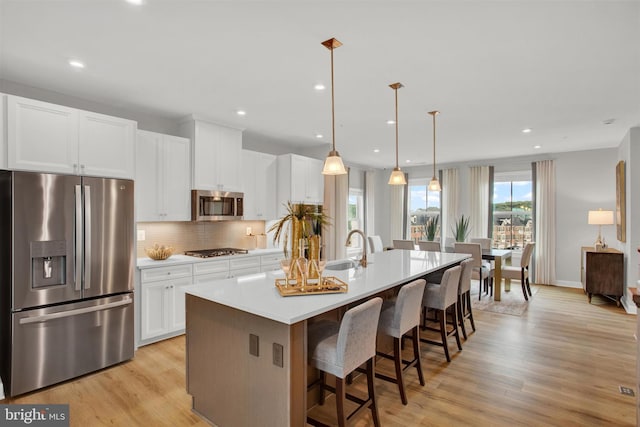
482, 248, 512, 301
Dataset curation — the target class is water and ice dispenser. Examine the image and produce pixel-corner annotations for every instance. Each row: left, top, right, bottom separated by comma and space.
30, 240, 67, 288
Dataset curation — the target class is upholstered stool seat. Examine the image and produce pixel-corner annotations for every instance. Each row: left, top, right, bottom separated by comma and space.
307, 297, 383, 427
421, 265, 462, 362
376, 279, 426, 405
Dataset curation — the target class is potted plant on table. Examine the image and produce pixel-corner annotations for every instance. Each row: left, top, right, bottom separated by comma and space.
452, 215, 471, 242
424, 215, 439, 241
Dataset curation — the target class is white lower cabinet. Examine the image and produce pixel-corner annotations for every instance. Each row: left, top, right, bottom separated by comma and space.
139, 264, 193, 343
137, 251, 284, 345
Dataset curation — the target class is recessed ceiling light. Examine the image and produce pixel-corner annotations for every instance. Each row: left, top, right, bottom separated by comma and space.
68, 60, 85, 69
314, 84, 325, 91
522, 128, 532, 134
386, 120, 395, 125
603, 118, 616, 125
315, 134, 323, 139
126, 0, 144, 5
373, 149, 380, 153
405, 160, 411, 163
533, 145, 542, 149
236, 110, 246, 116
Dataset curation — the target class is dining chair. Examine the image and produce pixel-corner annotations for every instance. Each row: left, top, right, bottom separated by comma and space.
454, 242, 492, 300
418, 241, 441, 252
420, 265, 462, 362
393, 240, 415, 250
368, 235, 384, 253
500, 242, 535, 301
307, 297, 383, 427
470, 237, 493, 270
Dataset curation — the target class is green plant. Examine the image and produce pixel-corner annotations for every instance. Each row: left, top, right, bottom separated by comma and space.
451, 215, 471, 242
268, 202, 331, 257
425, 215, 439, 241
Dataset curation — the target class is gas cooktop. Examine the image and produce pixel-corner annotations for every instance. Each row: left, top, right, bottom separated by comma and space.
184, 248, 249, 258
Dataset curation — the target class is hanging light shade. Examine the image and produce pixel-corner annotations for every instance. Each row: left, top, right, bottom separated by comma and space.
321, 38, 347, 175
388, 82, 407, 185
427, 110, 442, 192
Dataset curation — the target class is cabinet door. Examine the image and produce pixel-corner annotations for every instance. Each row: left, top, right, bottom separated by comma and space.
216, 126, 242, 191
242, 150, 277, 220
257, 152, 277, 219
290, 154, 307, 202
135, 130, 162, 221
305, 157, 324, 202
140, 281, 170, 340
7, 95, 78, 174
161, 135, 191, 220
78, 110, 136, 178
169, 277, 194, 332
192, 120, 218, 190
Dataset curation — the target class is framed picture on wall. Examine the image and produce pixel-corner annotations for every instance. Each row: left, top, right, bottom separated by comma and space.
616, 160, 626, 242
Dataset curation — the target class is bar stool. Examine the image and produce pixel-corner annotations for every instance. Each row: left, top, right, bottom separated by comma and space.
307, 297, 383, 427
457, 258, 476, 340
376, 279, 426, 405
421, 265, 462, 362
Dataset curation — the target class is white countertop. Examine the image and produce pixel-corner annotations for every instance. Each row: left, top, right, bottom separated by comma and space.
185, 250, 469, 325
137, 248, 284, 269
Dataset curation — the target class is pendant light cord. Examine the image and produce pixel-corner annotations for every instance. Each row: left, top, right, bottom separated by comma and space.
331, 46, 336, 153
432, 112, 436, 178
395, 88, 399, 168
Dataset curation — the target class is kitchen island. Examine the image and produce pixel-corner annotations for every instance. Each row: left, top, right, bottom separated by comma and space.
185, 249, 469, 427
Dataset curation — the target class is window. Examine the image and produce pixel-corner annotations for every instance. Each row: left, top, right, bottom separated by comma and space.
347, 189, 364, 248
492, 172, 533, 250
408, 179, 441, 242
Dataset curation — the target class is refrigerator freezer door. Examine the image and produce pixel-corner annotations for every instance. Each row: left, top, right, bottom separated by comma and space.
82, 177, 134, 298
10, 293, 134, 396
11, 172, 82, 310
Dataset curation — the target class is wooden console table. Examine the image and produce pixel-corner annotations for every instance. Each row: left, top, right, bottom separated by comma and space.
580, 246, 623, 305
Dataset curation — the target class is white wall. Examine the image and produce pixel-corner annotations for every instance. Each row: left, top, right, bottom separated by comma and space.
373, 148, 619, 287
618, 127, 640, 312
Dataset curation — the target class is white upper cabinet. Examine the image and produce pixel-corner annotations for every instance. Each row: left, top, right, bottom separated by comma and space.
135, 130, 191, 222
6, 95, 136, 178
0, 94, 6, 169
180, 118, 242, 191
78, 110, 135, 178
276, 154, 324, 217
7, 95, 79, 175
242, 150, 277, 220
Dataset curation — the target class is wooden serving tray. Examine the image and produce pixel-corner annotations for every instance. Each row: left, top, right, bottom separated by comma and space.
275, 276, 348, 296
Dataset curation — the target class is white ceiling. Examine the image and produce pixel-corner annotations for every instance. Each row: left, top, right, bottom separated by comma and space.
1, 0, 639, 169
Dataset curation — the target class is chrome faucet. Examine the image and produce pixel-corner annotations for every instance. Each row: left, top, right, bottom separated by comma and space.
346, 229, 368, 267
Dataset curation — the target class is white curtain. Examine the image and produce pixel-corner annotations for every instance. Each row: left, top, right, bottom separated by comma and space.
365, 170, 375, 238
534, 160, 556, 284
323, 172, 349, 261
441, 168, 459, 241
469, 166, 490, 238
389, 181, 405, 241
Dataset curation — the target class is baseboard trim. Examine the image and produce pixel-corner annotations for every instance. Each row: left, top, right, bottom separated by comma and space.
552, 280, 582, 289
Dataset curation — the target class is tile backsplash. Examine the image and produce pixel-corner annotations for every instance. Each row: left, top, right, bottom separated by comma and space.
136, 221, 272, 258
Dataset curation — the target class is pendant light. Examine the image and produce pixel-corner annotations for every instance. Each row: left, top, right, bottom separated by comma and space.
388, 82, 407, 185
321, 38, 347, 175
427, 110, 442, 192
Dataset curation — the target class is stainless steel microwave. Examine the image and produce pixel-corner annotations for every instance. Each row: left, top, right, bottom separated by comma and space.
192, 190, 244, 221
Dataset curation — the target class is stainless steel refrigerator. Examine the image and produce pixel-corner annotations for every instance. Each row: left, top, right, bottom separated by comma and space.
0, 170, 135, 397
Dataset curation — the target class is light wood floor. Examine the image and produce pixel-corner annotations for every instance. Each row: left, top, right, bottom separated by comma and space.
3, 285, 637, 426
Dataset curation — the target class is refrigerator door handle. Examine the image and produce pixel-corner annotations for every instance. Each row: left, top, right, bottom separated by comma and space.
74, 184, 83, 292
18, 296, 132, 325
84, 184, 91, 290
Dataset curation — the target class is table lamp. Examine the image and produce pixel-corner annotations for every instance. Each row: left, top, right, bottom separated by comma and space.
588, 209, 614, 251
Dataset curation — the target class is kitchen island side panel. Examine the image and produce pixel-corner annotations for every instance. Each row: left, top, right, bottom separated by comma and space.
186, 294, 306, 427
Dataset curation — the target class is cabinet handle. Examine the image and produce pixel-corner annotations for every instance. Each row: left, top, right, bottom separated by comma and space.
167, 272, 171, 275
73, 163, 78, 172
80, 164, 86, 171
